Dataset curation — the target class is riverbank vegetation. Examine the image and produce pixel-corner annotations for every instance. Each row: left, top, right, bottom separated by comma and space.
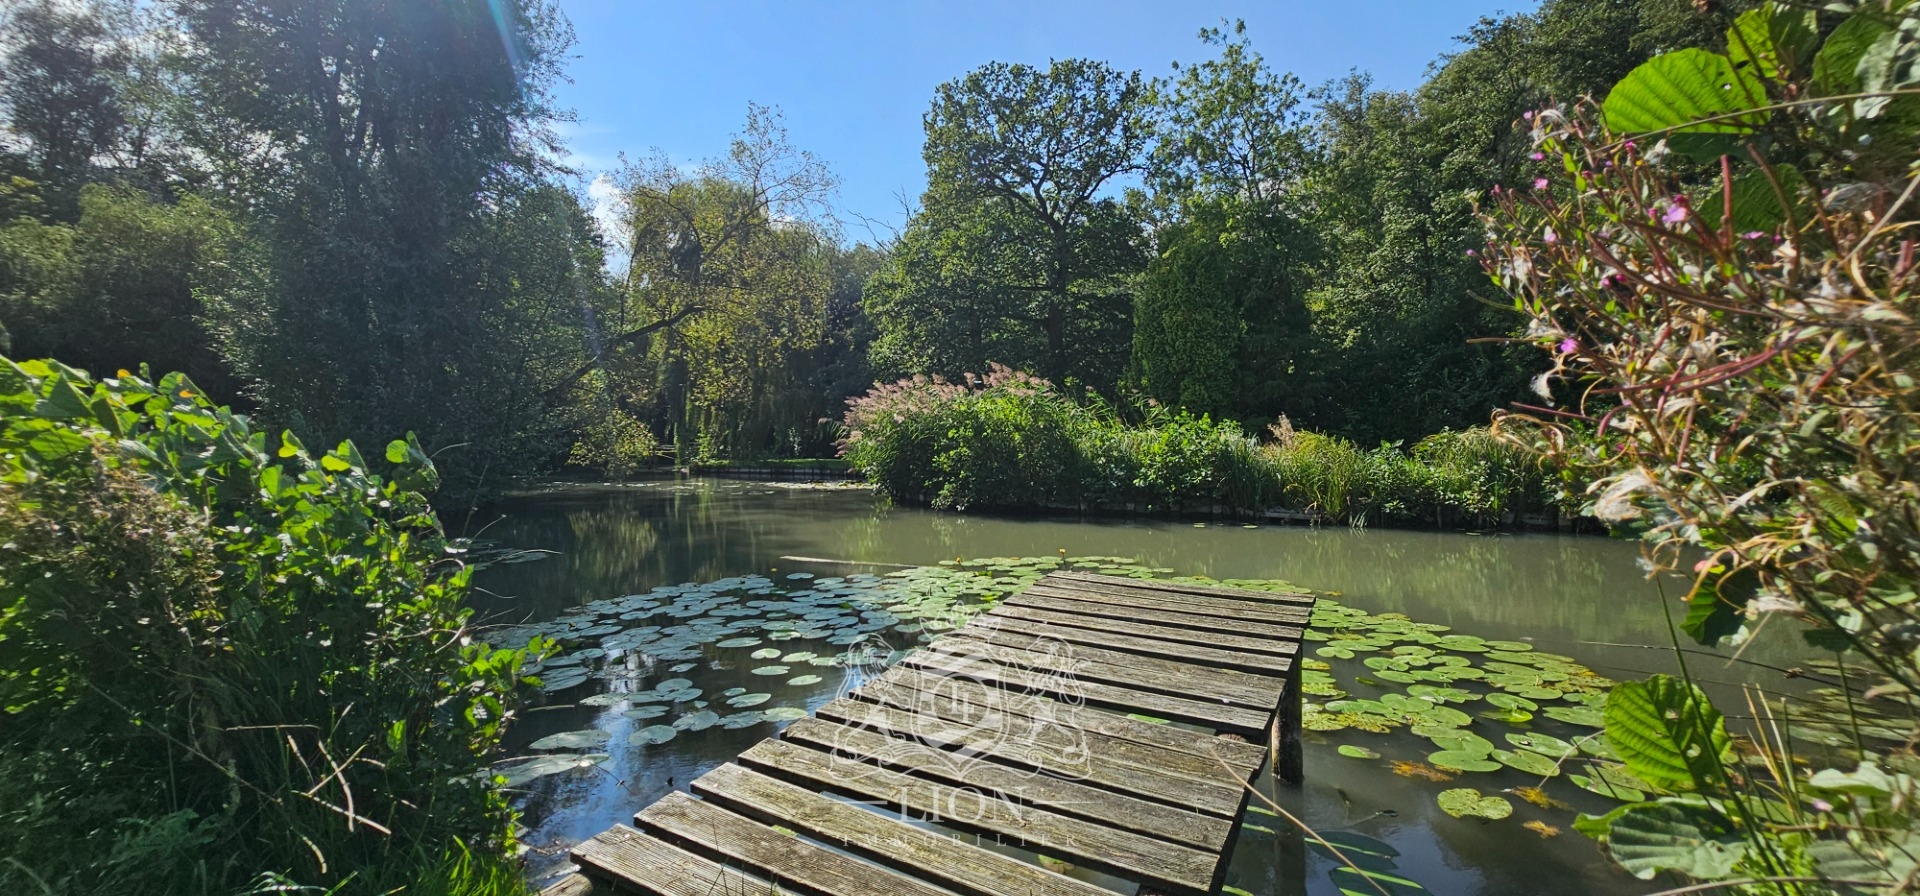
1482, 2, 1920, 890
0, 361, 540, 893
842, 365, 1557, 526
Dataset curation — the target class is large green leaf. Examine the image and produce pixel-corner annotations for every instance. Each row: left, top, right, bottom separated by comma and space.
1605, 48, 1771, 138
1679, 566, 1761, 646
1808, 831, 1920, 886
1727, 4, 1819, 82
1604, 799, 1748, 881
1604, 676, 1732, 793
1813, 14, 1893, 95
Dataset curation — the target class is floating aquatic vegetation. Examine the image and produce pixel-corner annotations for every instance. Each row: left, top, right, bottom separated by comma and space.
528, 730, 612, 751
1391, 761, 1457, 782
1438, 788, 1514, 820
493, 753, 609, 787
1338, 745, 1382, 759
1523, 820, 1561, 838
629, 725, 678, 746
1511, 786, 1572, 810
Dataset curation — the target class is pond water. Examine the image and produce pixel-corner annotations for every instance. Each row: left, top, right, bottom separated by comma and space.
471, 478, 1813, 896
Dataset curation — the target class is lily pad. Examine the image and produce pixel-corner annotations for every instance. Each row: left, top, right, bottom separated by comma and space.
1491, 748, 1561, 776
751, 648, 783, 660
674, 710, 721, 732
1570, 772, 1645, 802
1543, 705, 1605, 727
1338, 745, 1382, 760
727, 693, 772, 708
751, 665, 791, 676
1429, 751, 1502, 773
762, 706, 808, 722
622, 705, 669, 720
1438, 787, 1513, 820
719, 711, 766, 728
1429, 733, 1497, 756
629, 724, 679, 746
787, 674, 824, 686
716, 637, 761, 649
529, 729, 611, 751
1485, 693, 1539, 712
538, 669, 592, 692
1502, 732, 1570, 757
494, 753, 608, 787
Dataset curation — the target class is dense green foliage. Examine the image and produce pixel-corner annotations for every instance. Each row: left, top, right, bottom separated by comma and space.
842, 365, 1556, 525
865, 3, 1744, 447
1487, 2, 1920, 889
0, 359, 540, 894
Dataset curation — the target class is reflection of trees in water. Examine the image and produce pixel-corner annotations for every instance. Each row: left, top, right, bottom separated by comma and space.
564, 509, 661, 598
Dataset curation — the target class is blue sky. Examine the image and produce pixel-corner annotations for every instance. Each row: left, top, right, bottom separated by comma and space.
551, 1, 1537, 243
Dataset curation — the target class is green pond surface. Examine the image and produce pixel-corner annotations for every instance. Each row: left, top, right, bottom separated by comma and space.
472, 478, 1813, 896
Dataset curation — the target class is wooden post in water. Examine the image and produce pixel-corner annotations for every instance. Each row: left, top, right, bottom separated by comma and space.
1278, 654, 1304, 783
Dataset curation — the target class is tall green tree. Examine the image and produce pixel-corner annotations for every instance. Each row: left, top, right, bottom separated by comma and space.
0, 0, 132, 210
175, 0, 595, 499
871, 59, 1152, 387
607, 106, 839, 460
1135, 23, 1318, 421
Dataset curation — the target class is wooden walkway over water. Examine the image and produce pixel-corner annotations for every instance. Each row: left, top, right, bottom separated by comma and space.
544, 571, 1314, 896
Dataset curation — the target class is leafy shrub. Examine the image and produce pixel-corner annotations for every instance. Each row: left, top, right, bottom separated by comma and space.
842, 370, 1558, 524
1483, 3, 1920, 888
0, 359, 538, 895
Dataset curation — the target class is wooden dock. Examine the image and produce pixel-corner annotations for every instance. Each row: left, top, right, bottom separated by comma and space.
545, 571, 1314, 896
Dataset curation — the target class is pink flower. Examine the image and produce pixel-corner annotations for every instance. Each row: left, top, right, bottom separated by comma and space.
1811, 799, 1834, 813
1741, 230, 1766, 240
1663, 204, 1687, 224
1543, 227, 1558, 244
1534, 178, 1549, 190
1530, 152, 1545, 161
1466, 249, 1477, 257
1558, 338, 1578, 354
1523, 111, 1534, 120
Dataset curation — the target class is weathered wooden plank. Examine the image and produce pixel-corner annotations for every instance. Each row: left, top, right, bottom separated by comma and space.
1050, 570, 1318, 607
968, 612, 1296, 675
1025, 580, 1311, 625
869, 665, 1265, 771
781, 716, 1234, 850
902, 647, 1273, 733
636, 790, 955, 896
843, 681, 1249, 793
572, 825, 774, 896
929, 631, 1275, 710
1007, 589, 1308, 640
812, 696, 1244, 817
538, 873, 597, 896
692, 762, 1114, 896
988, 602, 1302, 660
939, 627, 1287, 706
737, 738, 1222, 895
